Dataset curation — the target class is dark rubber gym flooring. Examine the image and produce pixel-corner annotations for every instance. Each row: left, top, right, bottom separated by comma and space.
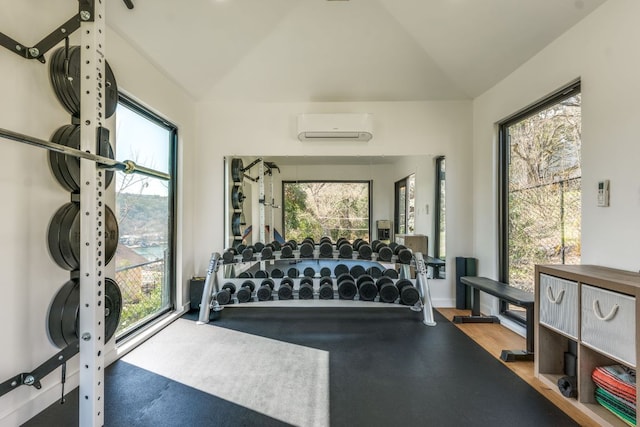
25, 308, 577, 426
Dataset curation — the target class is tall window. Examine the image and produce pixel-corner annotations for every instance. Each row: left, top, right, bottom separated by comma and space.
114, 94, 177, 339
499, 82, 581, 303
434, 156, 446, 260
282, 181, 371, 242
394, 174, 415, 235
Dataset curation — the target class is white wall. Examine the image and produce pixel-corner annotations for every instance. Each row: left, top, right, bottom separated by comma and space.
195, 101, 473, 306
0, 2, 196, 424
472, 0, 640, 313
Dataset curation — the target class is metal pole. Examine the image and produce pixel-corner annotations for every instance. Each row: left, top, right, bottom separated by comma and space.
413, 252, 437, 326
78, 3, 105, 425
0, 128, 171, 181
259, 160, 265, 243
197, 253, 221, 325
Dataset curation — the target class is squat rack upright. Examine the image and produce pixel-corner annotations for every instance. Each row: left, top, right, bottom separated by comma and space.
0, 2, 165, 425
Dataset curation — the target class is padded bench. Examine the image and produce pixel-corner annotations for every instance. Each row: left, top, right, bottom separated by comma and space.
453, 276, 534, 362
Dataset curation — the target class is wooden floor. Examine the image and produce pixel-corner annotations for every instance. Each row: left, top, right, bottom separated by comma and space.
437, 308, 599, 427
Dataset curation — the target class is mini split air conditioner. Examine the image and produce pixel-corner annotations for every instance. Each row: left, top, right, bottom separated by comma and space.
297, 113, 373, 141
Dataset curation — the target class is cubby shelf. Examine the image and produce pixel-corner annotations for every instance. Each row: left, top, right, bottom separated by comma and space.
535, 265, 640, 427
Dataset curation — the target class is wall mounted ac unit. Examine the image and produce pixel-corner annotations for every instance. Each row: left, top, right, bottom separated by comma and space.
297, 113, 373, 141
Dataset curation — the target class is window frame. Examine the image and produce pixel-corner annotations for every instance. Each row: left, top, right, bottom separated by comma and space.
498, 80, 581, 321
394, 174, 415, 236
434, 156, 445, 260
115, 93, 178, 342
281, 180, 372, 242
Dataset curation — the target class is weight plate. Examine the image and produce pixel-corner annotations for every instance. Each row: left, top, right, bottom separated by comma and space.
56, 124, 81, 192
48, 125, 75, 191
47, 203, 76, 270
48, 202, 119, 270
47, 279, 77, 348
231, 158, 243, 183
49, 46, 119, 119
63, 125, 115, 192
47, 277, 122, 349
232, 213, 242, 236
49, 47, 77, 116
231, 186, 245, 209
105, 278, 123, 343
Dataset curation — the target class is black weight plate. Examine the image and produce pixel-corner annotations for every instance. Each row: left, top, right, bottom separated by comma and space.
47, 203, 76, 270
61, 203, 119, 270
48, 125, 76, 191
53, 124, 81, 192
231, 186, 244, 209
104, 278, 122, 343
231, 158, 243, 183
232, 213, 242, 236
104, 61, 118, 118
62, 125, 115, 192
49, 47, 77, 116
47, 279, 77, 349
61, 280, 80, 346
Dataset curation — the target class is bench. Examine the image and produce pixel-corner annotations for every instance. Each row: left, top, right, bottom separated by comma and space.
453, 276, 534, 362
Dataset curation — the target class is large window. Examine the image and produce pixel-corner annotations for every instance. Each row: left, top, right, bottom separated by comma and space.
394, 174, 415, 235
114, 94, 177, 339
282, 181, 371, 242
499, 82, 581, 309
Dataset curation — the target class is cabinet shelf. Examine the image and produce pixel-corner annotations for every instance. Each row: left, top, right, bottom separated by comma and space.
535, 265, 640, 427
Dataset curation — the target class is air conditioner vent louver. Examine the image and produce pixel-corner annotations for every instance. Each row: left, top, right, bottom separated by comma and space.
297, 113, 373, 142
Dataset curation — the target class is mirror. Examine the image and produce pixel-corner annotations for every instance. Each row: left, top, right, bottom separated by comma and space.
224, 155, 446, 278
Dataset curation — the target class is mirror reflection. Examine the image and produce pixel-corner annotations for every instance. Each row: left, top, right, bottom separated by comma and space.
225, 155, 446, 278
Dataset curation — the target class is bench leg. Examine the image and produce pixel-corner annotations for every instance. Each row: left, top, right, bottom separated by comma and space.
452, 288, 501, 324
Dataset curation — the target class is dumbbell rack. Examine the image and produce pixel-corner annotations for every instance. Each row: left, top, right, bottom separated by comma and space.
197, 249, 437, 326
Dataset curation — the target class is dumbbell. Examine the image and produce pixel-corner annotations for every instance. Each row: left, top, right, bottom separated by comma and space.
278, 277, 294, 300
285, 240, 298, 250
356, 274, 378, 301
270, 241, 282, 252
299, 241, 314, 258
357, 241, 372, 259
238, 271, 253, 278
236, 280, 256, 303
261, 245, 273, 260
319, 276, 334, 300
349, 264, 366, 278
241, 246, 255, 262
222, 248, 237, 263
336, 273, 357, 300
334, 263, 350, 277
216, 283, 236, 305
254, 241, 265, 253
319, 241, 333, 258
336, 237, 348, 248
236, 244, 247, 253
376, 276, 399, 303
319, 236, 332, 245
395, 245, 413, 264
366, 266, 383, 278
257, 278, 275, 301
255, 270, 269, 278
287, 267, 300, 278
280, 244, 294, 258
383, 268, 399, 279
302, 237, 315, 246
388, 242, 398, 252
352, 238, 363, 250
299, 276, 314, 300
338, 242, 353, 258
372, 240, 388, 253
377, 245, 393, 262
271, 268, 284, 278
320, 267, 332, 278
396, 279, 420, 306
303, 267, 316, 278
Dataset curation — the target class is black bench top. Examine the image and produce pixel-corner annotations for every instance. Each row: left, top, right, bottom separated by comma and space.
425, 256, 445, 266
460, 276, 534, 307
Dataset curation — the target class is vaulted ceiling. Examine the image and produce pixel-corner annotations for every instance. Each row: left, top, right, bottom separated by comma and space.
106, 0, 607, 102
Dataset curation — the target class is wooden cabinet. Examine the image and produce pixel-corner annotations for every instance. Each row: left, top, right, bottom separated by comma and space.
535, 264, 640, 427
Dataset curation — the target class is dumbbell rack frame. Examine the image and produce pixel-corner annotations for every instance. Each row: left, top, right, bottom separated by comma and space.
197, 250, 437, 326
